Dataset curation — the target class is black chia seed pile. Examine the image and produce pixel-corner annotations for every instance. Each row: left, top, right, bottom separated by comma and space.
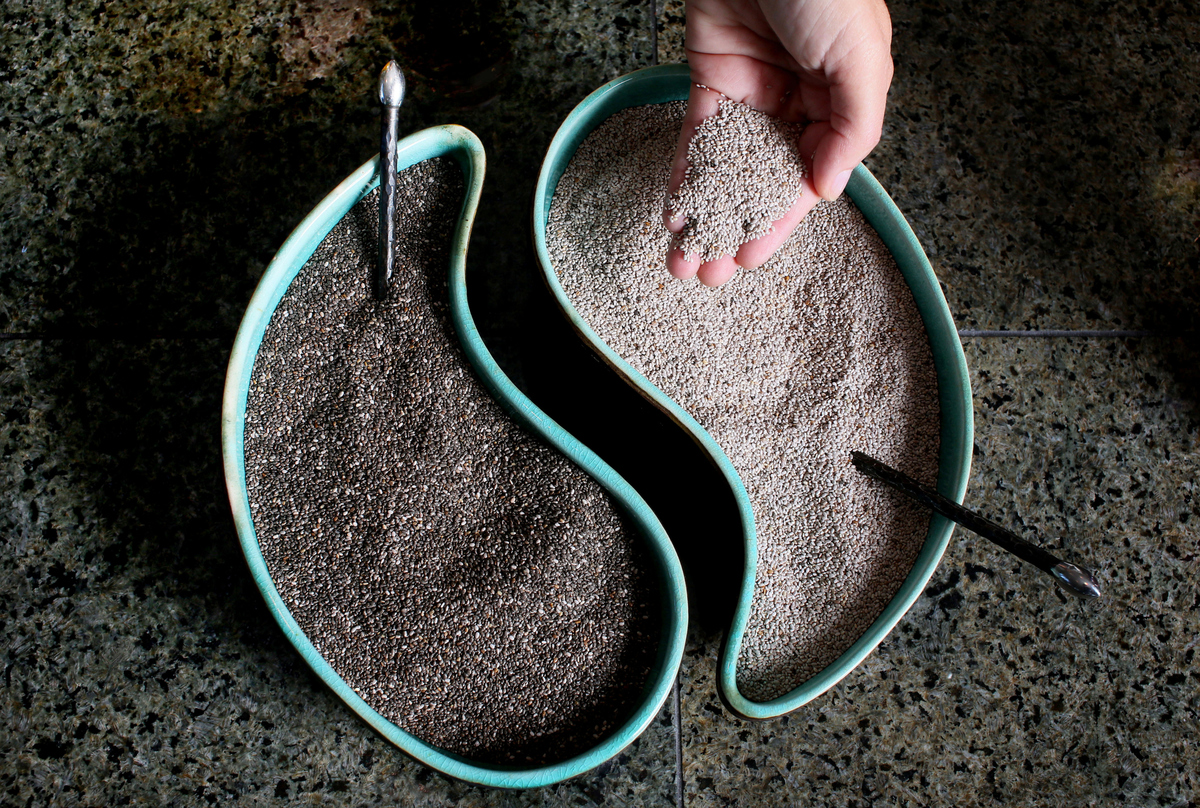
548, 103, 940, 702
243, 157, 659, 765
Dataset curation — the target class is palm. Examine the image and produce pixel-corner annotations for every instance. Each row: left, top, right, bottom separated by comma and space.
664, 0, 892, 286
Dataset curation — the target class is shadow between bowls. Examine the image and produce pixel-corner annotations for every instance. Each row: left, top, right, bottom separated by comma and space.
531, 65, 974, 720
221, 124, 688, 787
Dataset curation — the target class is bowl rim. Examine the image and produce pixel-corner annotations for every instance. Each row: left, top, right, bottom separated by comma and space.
531, 64, 974, 719
221, 123, 688, 786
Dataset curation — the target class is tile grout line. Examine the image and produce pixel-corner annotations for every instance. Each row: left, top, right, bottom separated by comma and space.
673, 673, 684, 808
1, 332, 230, 341
958, 329, 1156, 337
649, 0, 659, 67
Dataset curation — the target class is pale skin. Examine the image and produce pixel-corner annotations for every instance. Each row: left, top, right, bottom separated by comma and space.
664, 0, 894, 286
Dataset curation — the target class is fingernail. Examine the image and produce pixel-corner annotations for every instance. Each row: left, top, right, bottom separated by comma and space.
827, 169, 852, 200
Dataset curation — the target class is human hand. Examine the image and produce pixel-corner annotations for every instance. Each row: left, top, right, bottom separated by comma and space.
664, 0, 894, 286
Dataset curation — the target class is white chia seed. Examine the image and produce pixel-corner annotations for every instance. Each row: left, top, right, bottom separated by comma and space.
667, 98, 807, 262
548, 103, 940, 702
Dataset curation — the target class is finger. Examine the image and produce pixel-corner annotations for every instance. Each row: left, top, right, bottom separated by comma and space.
734, 175, 821, 269
801, 118, 862, 200
778, 82, 818, 124
685, 2, 804, 82
695, 254, 740, 287
667, 247, 701, 280
809, 49, 893, 200
798, 119, 830, 169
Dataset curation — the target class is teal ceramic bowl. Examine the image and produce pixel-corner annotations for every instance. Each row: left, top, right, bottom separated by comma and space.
222, 124, 688, 786
532, 65, 973, 720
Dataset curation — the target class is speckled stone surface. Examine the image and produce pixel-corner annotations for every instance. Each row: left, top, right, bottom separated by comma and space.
4, 0, 1200, 805
1, 0, 675, 805
658, 0, 1200, 334
876, 1, 1200, 334
678, 337, 1199, 807
656, 0, 686, 65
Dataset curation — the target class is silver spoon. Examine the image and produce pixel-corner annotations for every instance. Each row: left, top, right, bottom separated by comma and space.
851, 451, 1102, 599
376, 60, 407, 300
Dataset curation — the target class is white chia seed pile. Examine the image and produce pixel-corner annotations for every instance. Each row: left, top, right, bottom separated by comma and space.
243, 158, 658, 764
548, 103, 940, 702
667, 98, 807, 261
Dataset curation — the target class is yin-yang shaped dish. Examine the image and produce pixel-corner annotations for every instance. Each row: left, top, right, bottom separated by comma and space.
222, 125, 687, 786
532, 65, 973, 720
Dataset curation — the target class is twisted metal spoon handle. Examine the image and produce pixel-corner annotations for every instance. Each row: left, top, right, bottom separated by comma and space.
851, 452, 1101, 599
376, 60, 407, 301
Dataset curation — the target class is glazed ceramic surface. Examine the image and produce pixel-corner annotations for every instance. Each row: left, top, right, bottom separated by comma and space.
532, 65, 973, 720
222, 125, 688, 786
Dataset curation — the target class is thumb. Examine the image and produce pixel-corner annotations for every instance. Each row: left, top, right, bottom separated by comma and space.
802, 121, 865, 201
801, 50, 893, 200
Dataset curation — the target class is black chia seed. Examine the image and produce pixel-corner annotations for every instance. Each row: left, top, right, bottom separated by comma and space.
243, 157, 659, 765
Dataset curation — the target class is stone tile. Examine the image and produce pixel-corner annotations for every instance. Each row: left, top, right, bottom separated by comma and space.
0, 338, 677, 807
1, 0, 385, 336
653, 0, 1200, 333
679, 336, 1199, 808
656, 0, 686, 65
0, 0, 657, 382
875, 0, 1200, 332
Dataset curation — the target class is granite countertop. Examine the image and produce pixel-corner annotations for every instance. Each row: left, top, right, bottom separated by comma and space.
2, 0, 1197, 806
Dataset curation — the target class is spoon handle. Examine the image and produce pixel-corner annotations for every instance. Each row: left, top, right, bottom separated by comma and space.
376, 61, 407, 301
850, 452, 1101, 598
